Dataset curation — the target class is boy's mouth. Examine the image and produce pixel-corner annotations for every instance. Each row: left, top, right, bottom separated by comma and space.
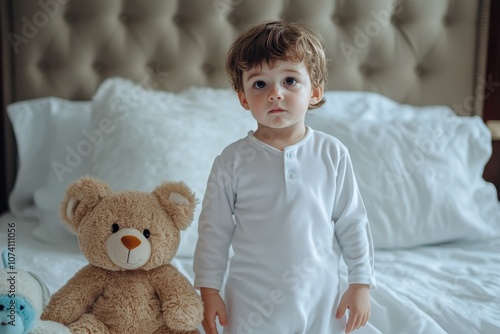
269, 108, 286, 113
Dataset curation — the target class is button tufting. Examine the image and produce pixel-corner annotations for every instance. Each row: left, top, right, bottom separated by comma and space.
173, 15, 184, 25
38, 60, 50, 71
93, 62, 105, 73
228, 14, 239, 24
64, 12, 76, 24
150, 63, 169, 78
120, 13, 132, 24
360, 65, 372, 76
331, 14, 342, 25
203, 64, 215, 74
147, 62, 159, 72
415, 65, 425, 76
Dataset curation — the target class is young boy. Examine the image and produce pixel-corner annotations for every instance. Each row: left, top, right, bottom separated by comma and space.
193, 20, 376, 334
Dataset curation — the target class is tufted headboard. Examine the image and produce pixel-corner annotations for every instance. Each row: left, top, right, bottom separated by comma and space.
0, 0, 493, 211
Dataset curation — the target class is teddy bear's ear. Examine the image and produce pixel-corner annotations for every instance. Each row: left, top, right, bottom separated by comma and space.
61, 176, 112, 233
153, 181, 197, 231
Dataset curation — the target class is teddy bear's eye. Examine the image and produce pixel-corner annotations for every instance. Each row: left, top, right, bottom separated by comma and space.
0, 304, 4, 311
143, 229, 151, 238
112, 223, 120, 233
19, 305, 24, 310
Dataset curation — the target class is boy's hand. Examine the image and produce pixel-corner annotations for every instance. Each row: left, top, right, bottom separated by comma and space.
200, 288, 227, 334
336, 284, 371, 333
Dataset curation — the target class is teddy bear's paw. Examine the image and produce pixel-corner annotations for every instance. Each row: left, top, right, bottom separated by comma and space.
154, 325, 200, 334
68, 314, 111, 334
164, 301, 204, 332
163, 320, 200, 332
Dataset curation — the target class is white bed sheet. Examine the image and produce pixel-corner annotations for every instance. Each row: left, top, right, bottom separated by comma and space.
1, 213, 499, 334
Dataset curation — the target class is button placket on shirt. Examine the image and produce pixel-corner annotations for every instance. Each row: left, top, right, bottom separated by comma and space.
284, 149, 297, 182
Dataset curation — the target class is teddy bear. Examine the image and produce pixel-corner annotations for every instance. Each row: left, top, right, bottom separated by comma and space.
40, 176, 203, 334
0, 249, 70, 334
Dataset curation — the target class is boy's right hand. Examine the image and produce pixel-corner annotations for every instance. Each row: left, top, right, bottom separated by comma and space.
200, 288, 227, 334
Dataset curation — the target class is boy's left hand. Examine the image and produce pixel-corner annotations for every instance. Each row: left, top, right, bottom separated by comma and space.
336, 284, 371, 333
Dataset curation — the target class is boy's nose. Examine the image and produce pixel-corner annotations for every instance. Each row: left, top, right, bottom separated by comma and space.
268, 87, 283, 101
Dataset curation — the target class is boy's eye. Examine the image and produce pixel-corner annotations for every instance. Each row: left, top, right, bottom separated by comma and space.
284, 77, 297, 85
252, 80, 266, 89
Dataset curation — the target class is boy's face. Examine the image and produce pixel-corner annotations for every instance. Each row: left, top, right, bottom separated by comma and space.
237, 60, 322, 131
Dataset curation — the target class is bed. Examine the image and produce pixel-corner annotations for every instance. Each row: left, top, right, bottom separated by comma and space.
1, 0, 499, 333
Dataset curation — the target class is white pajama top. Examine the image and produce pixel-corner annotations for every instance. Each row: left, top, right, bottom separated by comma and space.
193, 127, 376, 334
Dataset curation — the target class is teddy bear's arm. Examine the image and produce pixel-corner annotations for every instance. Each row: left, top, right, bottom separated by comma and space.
41, 265, 107, 325
150, 264, 204, 331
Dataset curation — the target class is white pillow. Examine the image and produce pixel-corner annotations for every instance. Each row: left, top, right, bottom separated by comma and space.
319, 90, 455, 121
306, 110, 500, 248
90, 78, 255, 257
7, 98, 92, 246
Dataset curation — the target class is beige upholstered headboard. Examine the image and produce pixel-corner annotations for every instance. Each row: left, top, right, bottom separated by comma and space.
0, 0, 492, 211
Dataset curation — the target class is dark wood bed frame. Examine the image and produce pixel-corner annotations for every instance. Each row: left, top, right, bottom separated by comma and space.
482, 0, 500, 198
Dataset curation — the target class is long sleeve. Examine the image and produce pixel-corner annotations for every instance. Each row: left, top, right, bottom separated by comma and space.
193, 156, 236, 290
332, 150, 376, 289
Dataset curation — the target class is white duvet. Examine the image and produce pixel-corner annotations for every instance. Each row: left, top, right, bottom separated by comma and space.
1, 213, 499, 334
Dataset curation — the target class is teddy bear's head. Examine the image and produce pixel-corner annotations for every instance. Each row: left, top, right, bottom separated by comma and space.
60, 177, 196, 271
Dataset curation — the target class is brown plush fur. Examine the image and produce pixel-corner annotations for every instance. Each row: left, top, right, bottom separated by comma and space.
41, 177, 203, 334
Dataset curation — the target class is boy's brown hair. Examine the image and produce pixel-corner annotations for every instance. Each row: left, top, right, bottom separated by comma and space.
226, 20, 328, 109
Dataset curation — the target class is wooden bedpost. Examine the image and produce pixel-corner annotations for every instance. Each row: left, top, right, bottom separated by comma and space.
0, 0, 15, 213
483, 0, 500, 199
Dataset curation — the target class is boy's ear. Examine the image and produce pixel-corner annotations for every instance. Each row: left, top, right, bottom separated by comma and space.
309, 85, 324, 105
238, 91, 250, 110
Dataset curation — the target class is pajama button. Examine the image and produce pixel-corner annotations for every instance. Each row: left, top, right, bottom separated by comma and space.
286, 151, 294, 159
287, 172, 295, 180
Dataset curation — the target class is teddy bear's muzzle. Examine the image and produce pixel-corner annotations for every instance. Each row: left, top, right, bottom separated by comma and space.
106, 228, 152, 270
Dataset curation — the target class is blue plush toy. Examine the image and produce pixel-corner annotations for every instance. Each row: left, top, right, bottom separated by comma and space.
0, 250, 69, 334
0, 294, 35, 334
